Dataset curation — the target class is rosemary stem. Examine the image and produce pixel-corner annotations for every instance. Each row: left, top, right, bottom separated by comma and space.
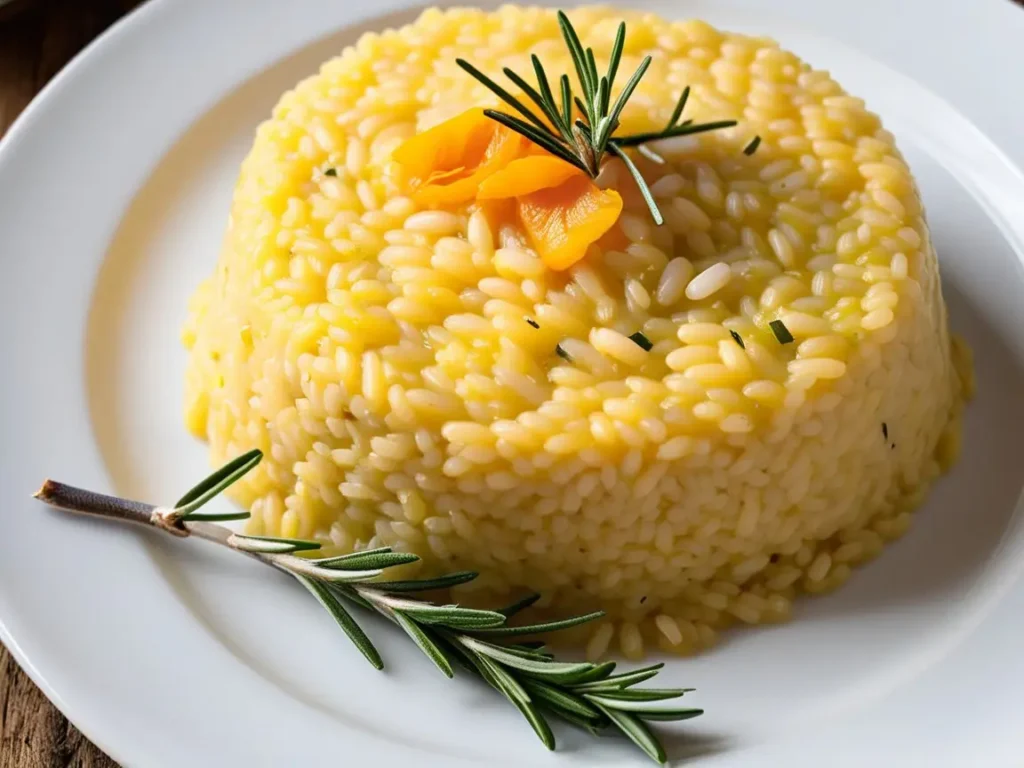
33, 479, 324, 579
351, 584, 403, 623
33, 479, 187, 537
186, 519, 235, 546
188, 521, 293, 575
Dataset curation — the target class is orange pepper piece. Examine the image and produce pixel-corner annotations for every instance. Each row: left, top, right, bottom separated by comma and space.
392, 108, 527, 206
477, 155, 583, 199
517, 174, 623, 271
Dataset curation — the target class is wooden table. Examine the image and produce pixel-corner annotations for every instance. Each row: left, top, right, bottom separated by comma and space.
2, 0, 1023, 765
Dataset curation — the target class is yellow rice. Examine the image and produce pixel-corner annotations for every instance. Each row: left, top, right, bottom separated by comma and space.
182, 6, 971, 659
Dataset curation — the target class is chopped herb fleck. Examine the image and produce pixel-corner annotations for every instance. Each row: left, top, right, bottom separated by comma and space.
743, 135, 761, 155
882, 422, 888, 440
628, 331, 653, 351
324, 168, 337, 177
769, 319, 794, 344
555, 343, 572, 362
729, 329, 745, 349
639, 595, 647, 604
526, 317, 540, 329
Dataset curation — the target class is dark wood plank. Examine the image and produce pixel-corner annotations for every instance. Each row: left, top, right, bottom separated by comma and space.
0, 646, 116, 768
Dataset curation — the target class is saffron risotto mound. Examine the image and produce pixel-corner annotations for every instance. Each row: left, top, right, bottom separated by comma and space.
183, 6, 970, 659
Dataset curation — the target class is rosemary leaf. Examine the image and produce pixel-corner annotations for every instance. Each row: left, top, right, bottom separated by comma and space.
498, 592, 541, 617
588, 688, 705, 721
557, 11, 593, 111
598, 75, 611, 119
178, 511, 251, 523
531, 54, 556, 110
502, 67, 570, 142
316, 550, 419, 571
608, 142, 664, 225
523, 678, 604, 721
666, 85, 691, 130
436, 633, 479, 675
508, 646, 553, 661
310, 546, 393, 567
472, 610, 606, 637
559, 74, 573, 129
393, 611, 454, 678
489, 644, 560, 662
474, 653, 533, 707
585, 48, 599, 97
744, 135, 762, 155
476, 656, 556, 751
530, 55, 572, 141
459, 637, 593, 680
293, 573, 383, 669
623, 707, 704, 723
366, 571, 478, 592
174, 448, 263, 514
540, 702, 608, 736
456, 59, 551, 134
231, 534, 322, 554
281, 556, 384, 582
573, 96, 590, 126
391, 601, 507, 629
564, 660, 617, 685
572, 663, 664, 691
585, 687, 694, 702
599, 56, 652, 151
606, 21, 626, 89
615, 118, 739, 147
730, 329, 746, 349
591, 702, 665, 764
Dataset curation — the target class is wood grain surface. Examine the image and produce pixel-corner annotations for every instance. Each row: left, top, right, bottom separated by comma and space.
1, 1, 1022, 766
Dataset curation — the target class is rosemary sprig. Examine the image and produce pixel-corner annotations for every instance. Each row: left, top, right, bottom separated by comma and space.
456, 10, 737, 224
34, 451, 703, 764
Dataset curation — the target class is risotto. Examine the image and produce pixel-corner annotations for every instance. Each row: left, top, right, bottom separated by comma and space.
182, 6, 970, 660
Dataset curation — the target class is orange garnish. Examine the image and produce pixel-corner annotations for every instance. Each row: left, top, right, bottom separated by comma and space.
392, 108, 527, 206
394, 106, 626, 271
477, 155, 583, 200
517, 174, 623, 271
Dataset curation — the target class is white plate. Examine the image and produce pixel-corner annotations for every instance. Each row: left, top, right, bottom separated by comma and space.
2, 0, 1024, 765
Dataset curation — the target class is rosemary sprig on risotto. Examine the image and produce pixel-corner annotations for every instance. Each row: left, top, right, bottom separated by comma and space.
456, 10, 737, 225
34, 451, 702, 764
